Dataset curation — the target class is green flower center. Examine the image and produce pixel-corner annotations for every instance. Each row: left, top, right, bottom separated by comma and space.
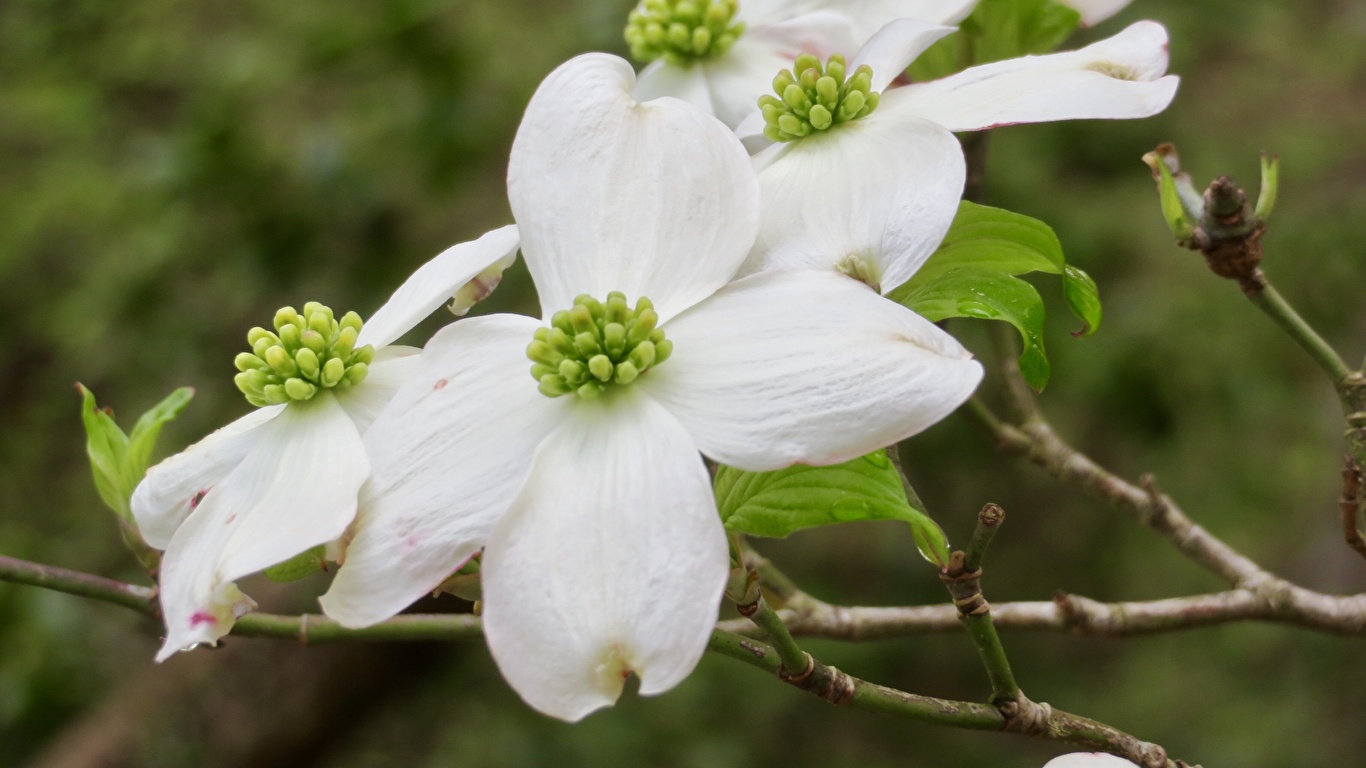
759, 54, 880, 142
234, 302, 375, 407
625, 0, 745, 67
528, 293, 673, 399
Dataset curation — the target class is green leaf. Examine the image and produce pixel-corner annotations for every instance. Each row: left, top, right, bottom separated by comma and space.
910, 201, 1065, 285
714, 450, 951, 567
263, 545, 329, 582
896, 267, 1051, 391
124, 387, 195, 494
964, 0, 1081, 63
78, 384, 132, 520
1062, 265, 1102, 337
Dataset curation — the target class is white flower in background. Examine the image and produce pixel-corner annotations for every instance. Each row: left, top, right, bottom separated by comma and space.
1058, 0, 1133, 27
737, 19, 1179, 294
320, 53, 983, 721
1043, 753, 1141, 767
131, 226, 520, 661
626, 0, 979, 127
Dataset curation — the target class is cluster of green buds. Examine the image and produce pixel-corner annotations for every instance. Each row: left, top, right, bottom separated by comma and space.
760, 54, 880, 142
234, 303, 374, 407
528, 293, 673, 399
625, 0, 744, 67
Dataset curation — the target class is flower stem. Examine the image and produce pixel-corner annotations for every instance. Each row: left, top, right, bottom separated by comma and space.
1242, 270, 1352, 385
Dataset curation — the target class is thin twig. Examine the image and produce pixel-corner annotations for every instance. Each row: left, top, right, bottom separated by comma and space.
964, 504, 1006, 574
1241, 270, 1353, 385
707, 629, 1188, 768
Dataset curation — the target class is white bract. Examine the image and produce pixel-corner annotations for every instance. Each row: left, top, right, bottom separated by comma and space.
131, 226, 520, 661
628, 0, 979, 128
320, 53, 984, 721
1058, 0, 1133, 27
1043, 754, 1141, 768
738, 19, 1179, 294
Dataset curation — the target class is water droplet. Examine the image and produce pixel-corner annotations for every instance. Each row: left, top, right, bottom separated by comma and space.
831, 498, 869, 521
956, 300, 993, 320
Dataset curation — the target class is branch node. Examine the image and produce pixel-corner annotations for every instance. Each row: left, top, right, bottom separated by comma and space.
778, 651, 816, 684
998, 693, 1052, 734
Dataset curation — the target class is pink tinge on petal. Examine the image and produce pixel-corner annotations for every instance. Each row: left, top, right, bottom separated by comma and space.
189, 611, 217, 628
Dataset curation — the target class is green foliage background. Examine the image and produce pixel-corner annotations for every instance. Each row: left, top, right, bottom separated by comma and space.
2, 0, 1364, 765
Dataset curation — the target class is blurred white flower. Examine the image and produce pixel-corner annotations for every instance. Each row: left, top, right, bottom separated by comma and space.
1044, 753, 1141, 767
1058, 0, 1134, 27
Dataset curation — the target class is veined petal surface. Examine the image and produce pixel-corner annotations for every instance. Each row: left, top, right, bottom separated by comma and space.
508, 54, 758, 323
321, 314, 568, 628
851, 18, 956, 92
333, 345, 421, 434
743, 110, 964, 294
482, 391, 728, 721
887, 21, 1178, 132
631, 60, 715, 117
156, 394, 368, 660
131, 405, 284, 550
806, 0, 977, 38
641, 269, 983, 472
358, 225, 520, 350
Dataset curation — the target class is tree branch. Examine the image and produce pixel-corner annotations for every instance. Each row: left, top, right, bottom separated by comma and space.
0, 552, 1193, 766
706, 629, 1190, 768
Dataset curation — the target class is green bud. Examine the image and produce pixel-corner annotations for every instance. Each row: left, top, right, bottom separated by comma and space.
759, 54, 881, 142
295, 347, 321, 379
588, 354, 614, 382
624, 0, 743, 65
528, 293, 673, 399
234, 303, 373, 406
235, 353, 265, 372
321, 356, 346, 387
284, 378, 317, 401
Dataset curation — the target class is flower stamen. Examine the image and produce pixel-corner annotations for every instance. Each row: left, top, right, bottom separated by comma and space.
625, 0, 745, 67
528, 293, 673, 399
234, 302, 375, 407
760, 54, 880, 142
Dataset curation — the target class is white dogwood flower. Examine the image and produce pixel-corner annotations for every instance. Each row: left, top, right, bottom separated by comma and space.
627, 0, 979, 127
320, 53, 983, 721
738, 19, 1179, 294
1058, 0, 1133, 27
1043, 754, 1140, 768
131, 226, 520, 661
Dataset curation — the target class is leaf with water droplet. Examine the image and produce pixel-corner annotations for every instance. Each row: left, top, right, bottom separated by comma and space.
715, 449, 950, 568
894, 266, 1051, 391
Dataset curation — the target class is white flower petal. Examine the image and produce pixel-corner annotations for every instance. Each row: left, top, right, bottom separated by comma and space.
482, 391, 728, 721
631, 60, 715, 117
889, 21, 1178, 132
508, 54, 759, 323
736, 0, 821, 27
805, 0, 977, 38
320, 314, 569, 628
357, 224, 520, 350
333, 345, 421, 434
1057, 0, 1132, 27
155, 394, 369, 660
131, 405, 284, 550
641, 269, 984, 472
704, 12, 861, 128
851, 19, 957, 92
1043, 754, 1140, 768
742, 110, 964, 294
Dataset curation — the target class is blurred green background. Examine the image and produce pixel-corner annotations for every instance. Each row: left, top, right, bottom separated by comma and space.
2, 0, 1364, 766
